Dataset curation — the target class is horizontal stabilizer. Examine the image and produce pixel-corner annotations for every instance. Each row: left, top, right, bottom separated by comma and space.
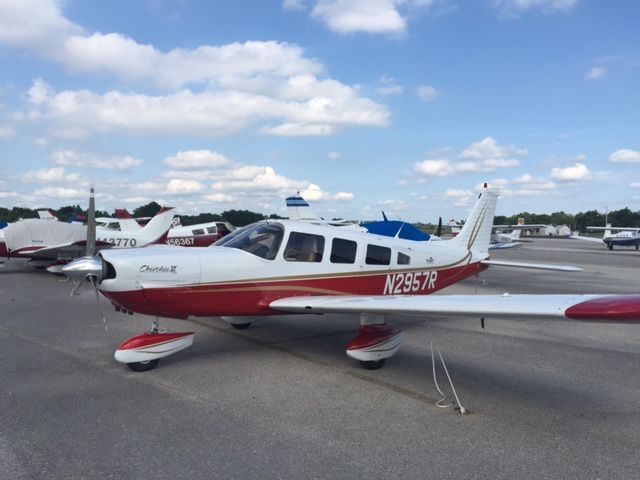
481, 259, 582, 271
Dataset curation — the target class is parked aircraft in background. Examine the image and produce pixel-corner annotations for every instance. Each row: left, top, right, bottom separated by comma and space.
1, 189, 175, 270
286, 193, 435, 241
490, 228, 523, 250
63, 185, 640, 377
571, 225, 640, 250
98, 209, 235, 247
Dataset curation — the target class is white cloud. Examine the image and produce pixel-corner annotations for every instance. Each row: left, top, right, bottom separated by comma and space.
24, 80, 389, 138
2, 2, 389, 138
0, 2, 322, 90
166, 179, 204, 195
609, 149, 640, 163
493, 0, 580, 17
202, 193, 234, 203
417, 85, 437, 102
0, 126, 16, 139
511, 174, 556, 193
414, 137, 526, 179
376, 74, 404, 95
585, 67, 606, 80
163, 150, 231, 169
259, 123, 336, 136
629, 182, 640, 188
51, 150, 142, 170
327, 151, 341, 160
33, 186, 86, 199
460, 136, 527, 161
549, 163, 591, 181
22, 167, 82, 183
414, 159, 454, 177
283, 0, 306, 10
333, 192, 354, 201
445, 188, 474, 207
311, 0, 433, 35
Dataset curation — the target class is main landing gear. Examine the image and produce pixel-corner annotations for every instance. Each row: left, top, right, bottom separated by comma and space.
114, 317, 194, 372
346, 314, 404, 370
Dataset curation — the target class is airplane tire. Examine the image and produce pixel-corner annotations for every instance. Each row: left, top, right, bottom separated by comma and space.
608, 244, 613, 250
127, 359, 160, 372
360, 359, 386, 370
230, 322, 252, 330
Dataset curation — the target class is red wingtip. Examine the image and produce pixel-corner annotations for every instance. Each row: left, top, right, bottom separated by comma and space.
565, 295, 640, 323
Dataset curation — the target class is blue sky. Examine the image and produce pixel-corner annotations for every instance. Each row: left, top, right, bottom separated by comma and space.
0, 0, 638, 222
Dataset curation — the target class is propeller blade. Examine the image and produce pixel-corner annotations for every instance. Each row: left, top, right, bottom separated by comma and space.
86, 187, 96, 257
90, 276, 108, 331
436, 216, 443, 237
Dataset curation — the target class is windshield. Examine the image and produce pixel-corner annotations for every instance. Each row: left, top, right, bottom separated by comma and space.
213, 222, 284, 260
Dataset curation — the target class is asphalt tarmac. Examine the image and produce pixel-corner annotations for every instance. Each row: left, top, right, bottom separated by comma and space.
1, 238, 639, 479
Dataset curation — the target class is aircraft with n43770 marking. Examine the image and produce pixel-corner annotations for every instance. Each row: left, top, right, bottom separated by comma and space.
63, 184, 640, 375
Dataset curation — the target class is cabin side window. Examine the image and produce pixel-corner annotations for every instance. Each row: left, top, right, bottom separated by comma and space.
366, 244, 391, 265
206, 226, 217, 234
397, 252, 411, 265
330, 238, 357, 264
284, 232, 325, 262
192, 228, 205, 235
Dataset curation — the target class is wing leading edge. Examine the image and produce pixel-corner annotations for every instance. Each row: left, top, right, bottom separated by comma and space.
270, 294, 640, 323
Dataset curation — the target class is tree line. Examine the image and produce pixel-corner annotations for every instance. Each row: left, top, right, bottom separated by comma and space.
1, 203, 639, 231
0, 201, 284, 228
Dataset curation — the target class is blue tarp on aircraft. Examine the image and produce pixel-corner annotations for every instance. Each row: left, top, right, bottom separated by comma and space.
362, 221, 430, 241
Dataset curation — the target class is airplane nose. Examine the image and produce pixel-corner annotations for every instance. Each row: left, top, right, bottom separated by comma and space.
62, 256, 104, 282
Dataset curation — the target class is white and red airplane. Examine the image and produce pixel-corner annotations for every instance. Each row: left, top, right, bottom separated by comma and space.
62, 185, 640, 373
1, 189, 175, 270
98, 209, 235, 247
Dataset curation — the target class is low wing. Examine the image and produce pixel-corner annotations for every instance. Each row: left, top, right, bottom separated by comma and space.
489, 241, 523, 250
587, 226, 640, 232
569, 235, 604, 244
21, 240, 112, 259
270, 294, 640, 323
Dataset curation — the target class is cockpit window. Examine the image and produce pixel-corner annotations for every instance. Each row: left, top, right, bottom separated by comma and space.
214, 222, 284, 260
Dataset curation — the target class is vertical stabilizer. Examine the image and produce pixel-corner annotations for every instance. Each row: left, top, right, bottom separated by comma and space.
115, 209, 143, 232
448, 185, 499, 255
511, 229, 521, 240
141, 207, 175, 244
286, 193, 319, 221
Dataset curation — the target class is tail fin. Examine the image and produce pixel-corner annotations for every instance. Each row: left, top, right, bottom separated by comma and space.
448, 184, 498, 255
140, 207, 175, 244
511, 229, 521, 240
286, 193, 319, 221
115, 209, 143, 232
37, 209, 59, 221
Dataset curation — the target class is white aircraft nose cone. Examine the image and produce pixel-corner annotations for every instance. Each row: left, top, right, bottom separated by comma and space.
62, 256, 103, 281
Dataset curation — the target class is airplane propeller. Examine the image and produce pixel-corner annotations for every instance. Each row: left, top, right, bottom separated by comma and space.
62, 187, 109, 330
435, 217, 442, 238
